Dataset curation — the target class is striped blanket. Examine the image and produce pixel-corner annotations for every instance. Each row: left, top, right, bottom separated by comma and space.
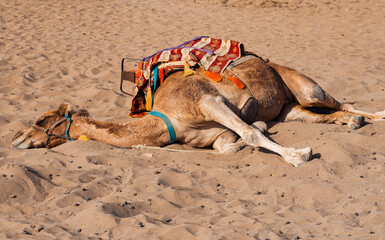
136, 36, 244, 89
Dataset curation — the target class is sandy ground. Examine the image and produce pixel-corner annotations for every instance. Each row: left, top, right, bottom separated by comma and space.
1, 0, 385, 239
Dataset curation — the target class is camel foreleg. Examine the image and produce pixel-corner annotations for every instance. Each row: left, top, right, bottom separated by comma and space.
199, 95, 312, 167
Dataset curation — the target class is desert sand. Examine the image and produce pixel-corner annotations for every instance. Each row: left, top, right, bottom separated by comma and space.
1, 0, 385, 239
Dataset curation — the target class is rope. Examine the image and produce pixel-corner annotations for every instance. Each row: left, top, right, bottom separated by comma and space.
64, 113, 72, 142
132, 145, 219, 154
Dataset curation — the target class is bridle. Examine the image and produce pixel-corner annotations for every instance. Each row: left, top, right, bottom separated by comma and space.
30, 113, 76, 146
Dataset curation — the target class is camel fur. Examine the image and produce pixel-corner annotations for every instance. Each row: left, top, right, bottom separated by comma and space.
11, 57, 385, 167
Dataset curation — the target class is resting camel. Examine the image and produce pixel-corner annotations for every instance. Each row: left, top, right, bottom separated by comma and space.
11, 56, 385, 167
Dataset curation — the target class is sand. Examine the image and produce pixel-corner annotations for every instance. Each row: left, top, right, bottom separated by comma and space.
1, 0, 385, 239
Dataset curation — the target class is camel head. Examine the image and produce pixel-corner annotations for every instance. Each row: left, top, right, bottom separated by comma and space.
11, 104, 89, 149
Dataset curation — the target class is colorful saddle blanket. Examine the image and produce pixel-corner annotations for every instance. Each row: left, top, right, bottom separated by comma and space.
129, 36, 245, 117
137, 36, 243, 88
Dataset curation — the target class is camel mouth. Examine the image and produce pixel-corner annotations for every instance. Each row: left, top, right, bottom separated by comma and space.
11, 128, 39, 149
11, 136, 32, 149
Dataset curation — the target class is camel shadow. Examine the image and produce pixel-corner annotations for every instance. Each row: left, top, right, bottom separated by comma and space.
257, 148, 320, 162
257, 123, 322, 163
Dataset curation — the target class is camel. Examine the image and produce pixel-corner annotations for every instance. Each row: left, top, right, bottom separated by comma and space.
11, 56, 385, 167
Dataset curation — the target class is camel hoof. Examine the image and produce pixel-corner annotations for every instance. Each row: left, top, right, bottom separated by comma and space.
284, 147, 312, 167
351, 115, 365, 130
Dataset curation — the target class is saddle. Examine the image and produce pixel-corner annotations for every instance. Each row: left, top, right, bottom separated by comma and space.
120, 36, 257, 118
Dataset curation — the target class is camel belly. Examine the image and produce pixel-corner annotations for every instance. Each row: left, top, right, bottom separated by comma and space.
176, 123, 228, 148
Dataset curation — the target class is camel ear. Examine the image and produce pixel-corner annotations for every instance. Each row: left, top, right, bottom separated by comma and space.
57, 103, 72, 116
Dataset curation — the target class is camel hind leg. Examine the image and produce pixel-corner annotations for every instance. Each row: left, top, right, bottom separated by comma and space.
279, 103, 365, 130
268, 62, 342, 109
339, 104, 385, 121
200, 94, 311, 167
268, 62, 385, 121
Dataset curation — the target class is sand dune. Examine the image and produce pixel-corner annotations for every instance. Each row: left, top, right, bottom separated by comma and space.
1, 0, 384, 239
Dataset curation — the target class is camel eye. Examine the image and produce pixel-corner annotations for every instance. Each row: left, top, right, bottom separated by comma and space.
35, 117, 47, 126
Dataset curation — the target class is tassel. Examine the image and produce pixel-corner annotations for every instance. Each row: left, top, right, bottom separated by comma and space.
78, 135, 90, 141
184, 61, 196, 77
228, 76, 245, 89
145, 87, 152, 111
205, 71, 221, 82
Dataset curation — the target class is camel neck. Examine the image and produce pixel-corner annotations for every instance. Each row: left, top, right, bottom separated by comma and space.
69, 115, 170, 148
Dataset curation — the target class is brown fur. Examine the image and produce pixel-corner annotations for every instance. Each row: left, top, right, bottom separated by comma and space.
12, 57, 385, 166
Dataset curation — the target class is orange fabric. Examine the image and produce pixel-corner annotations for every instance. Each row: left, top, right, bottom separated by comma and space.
159, 68, 165, 84
228, 76, 244, 89
134, 70, 143, 85
205, 71, 221, 82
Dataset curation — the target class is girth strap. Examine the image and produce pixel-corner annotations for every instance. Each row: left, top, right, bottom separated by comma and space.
148, 111, 176, 144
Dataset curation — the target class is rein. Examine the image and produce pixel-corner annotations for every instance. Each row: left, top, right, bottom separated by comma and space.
31, 113, 76, 146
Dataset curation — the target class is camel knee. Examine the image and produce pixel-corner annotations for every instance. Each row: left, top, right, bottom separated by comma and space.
299, 84, 326, 106
239, 126, 263, 146
309, 85, 326, 102
298, 84, 343, 110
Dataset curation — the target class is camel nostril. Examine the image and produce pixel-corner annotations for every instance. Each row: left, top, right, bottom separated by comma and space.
12, 131, 23, 142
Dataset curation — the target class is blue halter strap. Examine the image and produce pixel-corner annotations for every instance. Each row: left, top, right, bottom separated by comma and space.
64, 113, 73, 142
148, 65, 176, 144
148, 111, 176, 144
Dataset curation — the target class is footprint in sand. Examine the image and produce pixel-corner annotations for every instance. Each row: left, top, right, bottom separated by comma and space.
0, 164, 51, 204
102, 202, 141, 218
91, 68, 100, 75
60, 67, 69, 75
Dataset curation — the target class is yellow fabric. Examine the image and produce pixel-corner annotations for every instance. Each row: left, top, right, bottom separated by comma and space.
78, 135, 90, 141
184, 61, 196, 77
145, 87, 153, 111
